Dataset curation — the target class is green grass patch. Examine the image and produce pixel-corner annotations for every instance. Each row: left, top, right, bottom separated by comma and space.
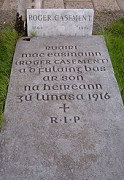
0, 26, 19, 128
103, 18, 124, 102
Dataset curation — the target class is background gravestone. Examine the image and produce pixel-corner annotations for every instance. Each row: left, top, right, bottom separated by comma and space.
0, 36, 124, 180
27, 9, 94, 36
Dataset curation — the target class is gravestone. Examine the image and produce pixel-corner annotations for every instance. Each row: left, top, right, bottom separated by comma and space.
27, 9, 94, 36
0, 35, 124, 180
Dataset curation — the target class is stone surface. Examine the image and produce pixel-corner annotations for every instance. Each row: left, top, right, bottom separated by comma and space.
17, 0, 32, 20
27, 9, 94, 36
0, 36, 124, 180
0, 0, 122, 11
43, 0, 64, 8
65, 0, 91, 1
92, 0, 120, 11
117, 0, 124, 11
65, 1, 93, 9
17, 0, 43, 20
0, 10, 16, 25
1, 0, 43, 20
1, 0, 17, 10
0, 0, 4, 8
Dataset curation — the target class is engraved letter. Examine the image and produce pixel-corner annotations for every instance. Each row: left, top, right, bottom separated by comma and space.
51, 117, 58, 123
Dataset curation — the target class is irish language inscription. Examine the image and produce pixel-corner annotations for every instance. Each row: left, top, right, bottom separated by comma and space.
11, 36, 116, 125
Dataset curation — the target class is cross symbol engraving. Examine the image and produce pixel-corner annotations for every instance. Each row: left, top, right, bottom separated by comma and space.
59, 104, 70, 113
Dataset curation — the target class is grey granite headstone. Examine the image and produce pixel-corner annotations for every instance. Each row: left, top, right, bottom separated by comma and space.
0, 36, 124, 180
27, 9, 94, 36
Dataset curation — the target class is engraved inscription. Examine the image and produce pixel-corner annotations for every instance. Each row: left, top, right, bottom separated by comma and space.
27, 9, 94, 36
50, 116, 80, 124
28, 14, 92, 22
59, 104, 70, 113
15, 42, 112, 124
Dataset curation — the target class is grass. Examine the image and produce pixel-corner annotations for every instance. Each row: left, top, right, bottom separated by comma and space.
0, 18, 124, 129
103, 18, 124, 102
0, 25, 19, 128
